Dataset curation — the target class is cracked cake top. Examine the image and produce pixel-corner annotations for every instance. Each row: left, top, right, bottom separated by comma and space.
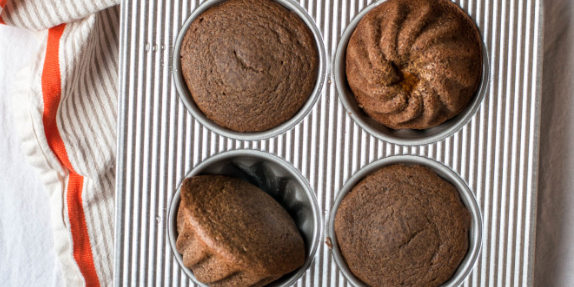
180, 0, 319, 132
334, 164, 470, 287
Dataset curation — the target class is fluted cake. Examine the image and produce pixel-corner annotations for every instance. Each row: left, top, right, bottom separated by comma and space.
346, 0, 483, 130
180, 0, 319, 132
334, 165, 470, 287
176, 175, 305, 287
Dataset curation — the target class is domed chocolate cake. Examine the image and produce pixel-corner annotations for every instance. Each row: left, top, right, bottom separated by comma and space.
180, 0, 319, 132
334, 165, 471, 287
346, 0, 483, 130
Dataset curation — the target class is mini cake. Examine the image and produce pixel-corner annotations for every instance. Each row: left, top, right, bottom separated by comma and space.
346, 0, 483, 130
180, 0, 319, 132
176, 175, 305, 287
334, 165, 470, 287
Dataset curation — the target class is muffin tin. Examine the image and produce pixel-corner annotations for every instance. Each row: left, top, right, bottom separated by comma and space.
172, 0, 327, 141
333, 0, 490, 146
327, 155, 482, 287
114, 0, 543, 286
167, 150, 322, 287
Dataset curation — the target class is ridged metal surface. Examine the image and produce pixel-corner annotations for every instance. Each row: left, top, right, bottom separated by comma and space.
114, 0, 543, 286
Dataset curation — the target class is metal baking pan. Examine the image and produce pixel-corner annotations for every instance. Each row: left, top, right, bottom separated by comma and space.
114, 0, 544, 285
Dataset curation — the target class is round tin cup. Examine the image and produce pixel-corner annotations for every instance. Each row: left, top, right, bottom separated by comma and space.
168, 150, 322, 287
172, 0, 327, 141
326, 155, 483, 287
333, 0, 490, 146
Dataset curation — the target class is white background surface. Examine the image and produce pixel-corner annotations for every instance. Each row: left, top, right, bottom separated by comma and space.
0, 0, 571, 286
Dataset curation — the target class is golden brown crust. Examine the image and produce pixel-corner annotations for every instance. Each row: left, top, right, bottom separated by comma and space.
176, 175, 305, 287
181, 0, 319, 132
346, 0, 482, 130
334, 165, 470, 287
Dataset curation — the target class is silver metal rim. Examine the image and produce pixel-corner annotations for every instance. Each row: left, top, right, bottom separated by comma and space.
333, 0, 490, 146
172, 0, 327, 141
167, 149, 323, 287
326, 155, 483, 287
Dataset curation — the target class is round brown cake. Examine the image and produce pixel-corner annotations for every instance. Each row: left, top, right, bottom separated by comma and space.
176, 175, 305, 287
180, 0, 319, 132
334, 165, 470, 287
346, 0, 483, 130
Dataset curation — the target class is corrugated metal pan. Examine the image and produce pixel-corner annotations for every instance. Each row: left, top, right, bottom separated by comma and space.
114, 0, 543, 286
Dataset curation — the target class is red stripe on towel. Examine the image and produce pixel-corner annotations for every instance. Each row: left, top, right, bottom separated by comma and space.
41, 24, 101, 287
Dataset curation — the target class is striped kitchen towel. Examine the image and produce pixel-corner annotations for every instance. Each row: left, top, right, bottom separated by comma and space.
2, 0, 120, 286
